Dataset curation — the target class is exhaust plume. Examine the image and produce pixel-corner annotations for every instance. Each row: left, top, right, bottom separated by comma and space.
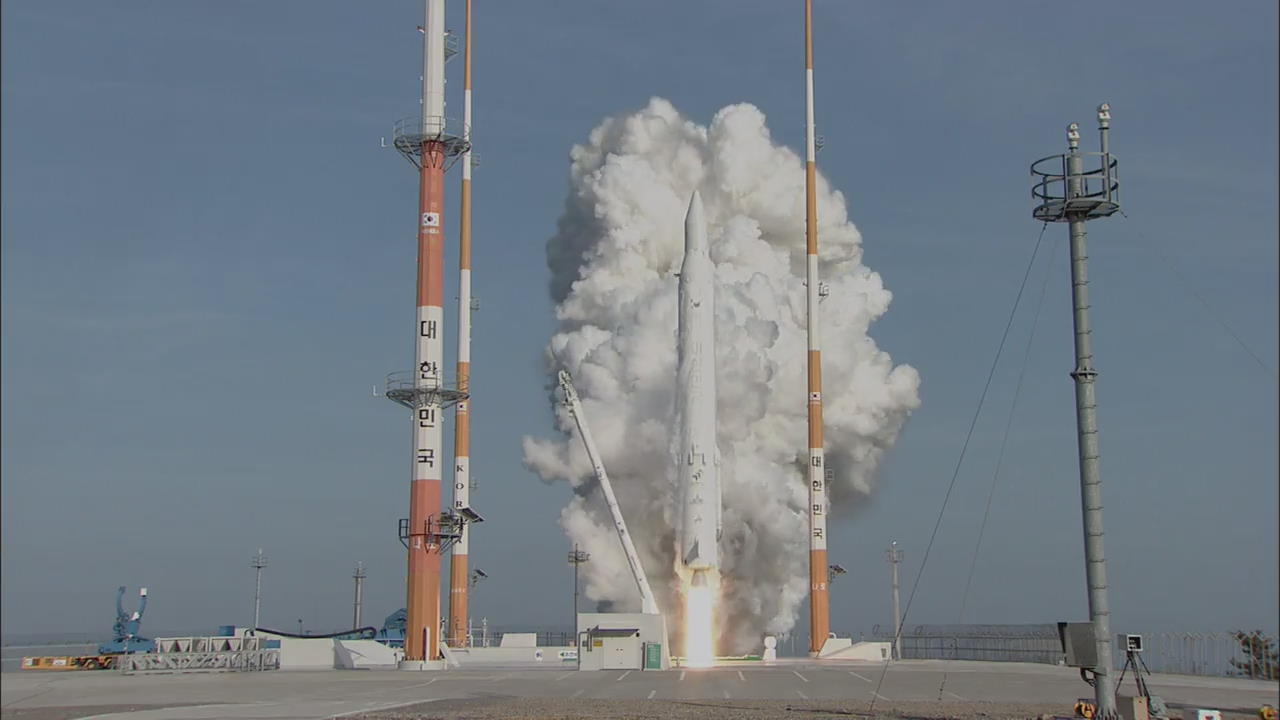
523, 98, 920, 653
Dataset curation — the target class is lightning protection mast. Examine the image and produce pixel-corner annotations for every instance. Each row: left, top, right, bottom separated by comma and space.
352, 562, 367, 629
384, 0, 470, 667
448, 0, 476, 651
250, 548, 267, 632
1030, 104, 1121, 718
803, 0, 830, 656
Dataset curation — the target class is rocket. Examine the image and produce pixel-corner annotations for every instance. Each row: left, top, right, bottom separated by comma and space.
676, 190, 721, 588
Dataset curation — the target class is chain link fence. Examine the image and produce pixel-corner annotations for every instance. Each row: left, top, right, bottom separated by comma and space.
1132, 631, 1276, 679
868, 624, 1277, 679
872, 623, 1065, 664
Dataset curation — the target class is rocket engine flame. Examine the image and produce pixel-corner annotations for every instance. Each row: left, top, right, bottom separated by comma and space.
684, 570, 716, 668
523, 98, 920, 654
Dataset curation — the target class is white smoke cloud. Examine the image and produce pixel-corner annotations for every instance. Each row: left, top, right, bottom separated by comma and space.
523, 98, 920, 653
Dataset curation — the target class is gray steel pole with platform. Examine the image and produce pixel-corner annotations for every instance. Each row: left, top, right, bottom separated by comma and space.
1031, 104, 1121, 719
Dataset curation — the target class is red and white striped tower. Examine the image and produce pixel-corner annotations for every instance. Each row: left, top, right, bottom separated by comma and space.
447, 0, 474, 650
804, 0, 831, 656
406, 0, 448, 664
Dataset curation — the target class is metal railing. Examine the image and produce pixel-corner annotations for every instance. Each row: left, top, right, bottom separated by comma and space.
383, 370, 469, 410
390, 115, 471, 170
118, 649, 278, 673
1030, 151, 1120, 223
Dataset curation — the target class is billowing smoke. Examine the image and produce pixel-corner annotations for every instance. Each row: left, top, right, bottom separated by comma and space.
523, 98, 920, 653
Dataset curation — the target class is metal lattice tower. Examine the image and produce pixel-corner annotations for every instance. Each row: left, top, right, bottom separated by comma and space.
1030, 103, 1120, 719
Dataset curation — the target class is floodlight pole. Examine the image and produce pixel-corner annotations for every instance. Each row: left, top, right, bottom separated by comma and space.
568, 545, 590, 669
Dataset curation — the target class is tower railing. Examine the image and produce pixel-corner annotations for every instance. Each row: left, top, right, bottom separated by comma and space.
1031, 151, 1120, 222
383, 371, 469, 409
392, 115, 471, 169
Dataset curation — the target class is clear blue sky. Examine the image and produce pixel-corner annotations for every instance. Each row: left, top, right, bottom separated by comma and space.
3, 1, 1276, 639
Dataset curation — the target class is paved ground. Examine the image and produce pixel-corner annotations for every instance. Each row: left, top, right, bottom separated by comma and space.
2, 660, 1275, 720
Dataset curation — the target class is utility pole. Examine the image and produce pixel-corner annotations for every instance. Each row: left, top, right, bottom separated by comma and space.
1031, 103, 1122, 719
352, 562, 367, 629
567, 545, 590, 669
886, 542, 902, 660
250, 548, 267, 631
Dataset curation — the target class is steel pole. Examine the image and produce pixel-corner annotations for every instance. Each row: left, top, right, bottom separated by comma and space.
353, 563, 366, 629
802, 0, 830, 658
889, 543, 902, 661
405, 0, 448, 664
253, 566, 262, 630
1066, 148, 1116, 718
448, 0, 475, 652
572, 545, 580, 670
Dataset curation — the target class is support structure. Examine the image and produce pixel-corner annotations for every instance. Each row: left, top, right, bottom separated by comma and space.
1031, 104, 1121, 718
802, 0, 830, 655
558, 371, 661, 615
250, 549, 267, 631
385, 0, 471, 665
352, 562, 367, 630
448, 0, 475, 651
886, 542, 902, 660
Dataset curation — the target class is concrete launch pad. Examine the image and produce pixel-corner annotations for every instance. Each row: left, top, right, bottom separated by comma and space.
2, 660, 1275, 720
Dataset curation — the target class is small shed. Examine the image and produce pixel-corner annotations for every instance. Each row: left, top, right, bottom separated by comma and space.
581, 627, 641, 670
576, 612, 670, 671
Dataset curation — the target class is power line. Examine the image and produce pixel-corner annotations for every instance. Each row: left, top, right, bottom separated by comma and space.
868, 222, 1049, 712
938, 234, 1058, 699
1119, 210, 1276, 381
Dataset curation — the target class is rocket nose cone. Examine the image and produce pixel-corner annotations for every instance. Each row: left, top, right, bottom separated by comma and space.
684, 190, 707, 253
685, 190, 704, 227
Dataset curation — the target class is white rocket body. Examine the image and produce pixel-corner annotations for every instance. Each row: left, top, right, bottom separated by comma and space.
676, 191, 721, 586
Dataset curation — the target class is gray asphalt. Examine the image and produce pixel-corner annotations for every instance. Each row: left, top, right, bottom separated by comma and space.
2, 660, 1275, 720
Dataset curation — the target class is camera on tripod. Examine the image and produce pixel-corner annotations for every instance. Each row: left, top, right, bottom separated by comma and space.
1119, 634, 1143, 653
